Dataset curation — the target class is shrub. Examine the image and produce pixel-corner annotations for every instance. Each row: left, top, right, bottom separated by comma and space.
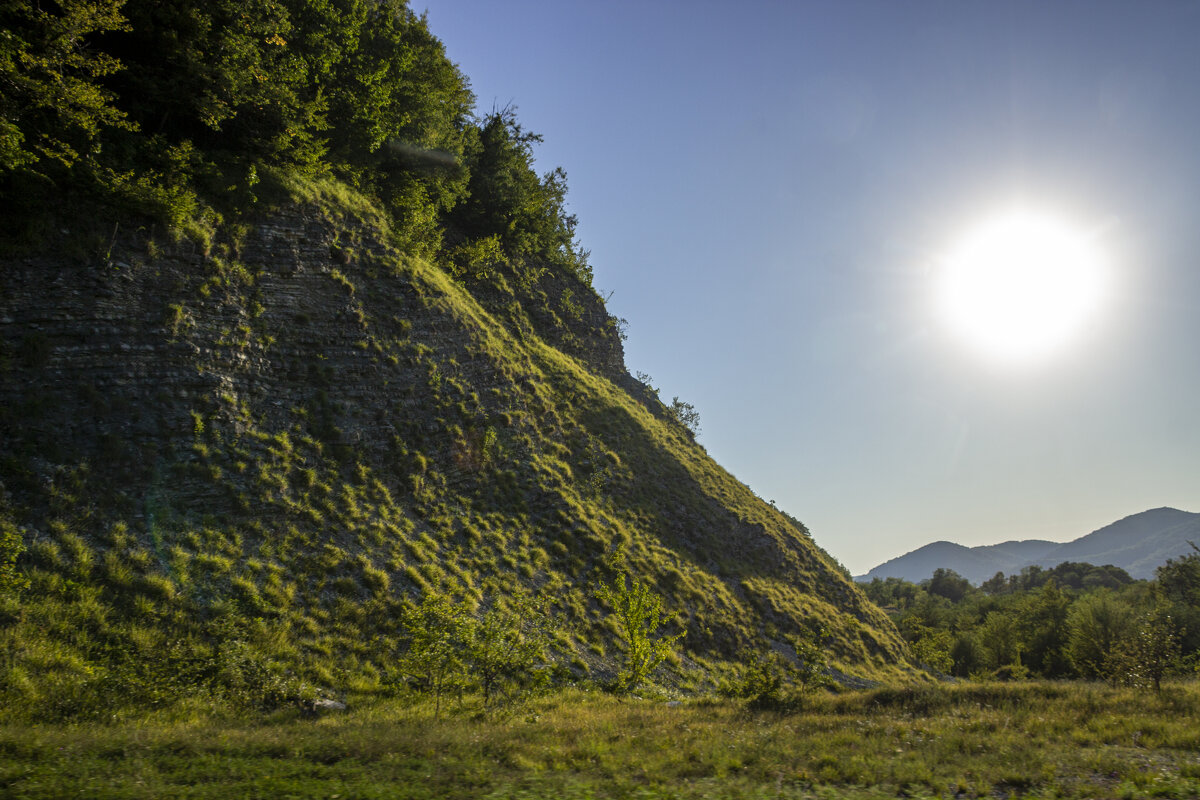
724, 627, 831, 711
396, 593, 469, 717
594, 551, 684, 693
0, 516, 28, 598
666, 397, 701, 437
465, 592, 555, 707
723, 648, 788, 705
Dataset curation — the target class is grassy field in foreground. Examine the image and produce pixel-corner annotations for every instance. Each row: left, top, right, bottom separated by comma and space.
2, 681, 1200, 799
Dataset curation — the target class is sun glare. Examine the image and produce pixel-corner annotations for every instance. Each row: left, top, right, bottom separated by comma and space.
936, 209, 1108, 365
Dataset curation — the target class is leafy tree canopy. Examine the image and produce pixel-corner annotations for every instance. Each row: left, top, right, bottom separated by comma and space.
0, 0, 132, 176
0, 0, 590, 284
861, 561, 1190, 683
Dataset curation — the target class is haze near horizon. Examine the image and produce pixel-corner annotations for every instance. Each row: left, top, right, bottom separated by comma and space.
418, 0, 1200, 574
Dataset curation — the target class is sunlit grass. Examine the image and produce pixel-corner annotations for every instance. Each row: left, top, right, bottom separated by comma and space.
2, 681, 1199, 799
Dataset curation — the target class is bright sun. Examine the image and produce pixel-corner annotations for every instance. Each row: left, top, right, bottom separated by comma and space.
936, 209, 1108, 364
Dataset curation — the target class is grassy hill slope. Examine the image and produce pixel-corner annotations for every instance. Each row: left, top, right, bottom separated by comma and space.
0, 178, 910, 718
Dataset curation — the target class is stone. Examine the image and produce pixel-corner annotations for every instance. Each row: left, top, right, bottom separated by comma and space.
308, 698, 347, 713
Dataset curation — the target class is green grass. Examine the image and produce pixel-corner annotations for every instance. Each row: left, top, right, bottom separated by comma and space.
2, 681, 1199, 799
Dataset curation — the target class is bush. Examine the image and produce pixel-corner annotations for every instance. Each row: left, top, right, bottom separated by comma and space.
396, 591, 559, 715
0, 516, 28, 598
666, 397, 700, 437
594, 552, 684, 693
725, 627, 832, 711
464, 592, 554, 707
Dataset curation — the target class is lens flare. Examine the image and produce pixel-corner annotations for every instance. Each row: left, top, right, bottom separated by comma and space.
936, 210, 1108, 364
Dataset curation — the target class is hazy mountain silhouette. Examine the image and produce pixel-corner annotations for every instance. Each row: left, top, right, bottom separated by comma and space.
857, 508, 1200, 584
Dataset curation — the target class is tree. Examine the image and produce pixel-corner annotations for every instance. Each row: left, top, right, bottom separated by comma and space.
1047, 561, 1133, 591
978, 611, 1022, 671
594, 551, 684, 693
325, 1, 474, 258
925, 568, 971, 603
1019, 580, 1072, 677
1156, 543, 1200, 657
666, 397, 700, 438
3, 0, 482, 253
107, 1, 327, 167
1111, 603, 1181, 692
861, 576, 921, 610
1066, 590, 1134, 683
901, 616, 953, 674
950, 631, 985, 678
464, 592, 554, 707
1011, 565, 1047, 592
0, 0, 133, 177
980, 571, 1008, 595
790, 624, 832, 695
446, 107, 590, 283
398, 593, 469, 717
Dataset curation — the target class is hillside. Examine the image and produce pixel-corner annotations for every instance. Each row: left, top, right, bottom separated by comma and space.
0, 0, 918, 718
0, 183, 912, 716
857, 507, 1200, 583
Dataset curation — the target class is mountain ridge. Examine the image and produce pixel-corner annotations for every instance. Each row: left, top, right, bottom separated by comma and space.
857, 507, 1200, 584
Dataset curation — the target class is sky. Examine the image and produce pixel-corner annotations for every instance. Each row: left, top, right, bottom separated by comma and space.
416, 0, 1200, 576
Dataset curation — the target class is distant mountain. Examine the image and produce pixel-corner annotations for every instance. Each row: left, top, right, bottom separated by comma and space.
1034, 508, 1200, 579
856, 539, 1058, 585
856, 508, 1200, 584
976, 539, 1060, 564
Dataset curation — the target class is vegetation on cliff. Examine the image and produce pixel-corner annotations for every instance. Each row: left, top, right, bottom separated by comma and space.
1, 0, 587, 283
0, 0, 911, 720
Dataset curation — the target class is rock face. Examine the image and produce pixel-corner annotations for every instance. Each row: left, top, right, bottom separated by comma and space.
305, 698, 347, 714
2, 204, 622, 517
0, 200, 909, 683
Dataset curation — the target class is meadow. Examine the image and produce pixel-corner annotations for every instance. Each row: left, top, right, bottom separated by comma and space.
2, 681, 1199, 799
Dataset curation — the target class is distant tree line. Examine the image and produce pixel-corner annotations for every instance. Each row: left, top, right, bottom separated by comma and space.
0, 0, 589, 284
861, 550, 1200, 689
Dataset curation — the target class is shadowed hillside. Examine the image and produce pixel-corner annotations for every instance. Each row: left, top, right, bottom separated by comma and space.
0, 182, 912, 716
0, 1, 915, 717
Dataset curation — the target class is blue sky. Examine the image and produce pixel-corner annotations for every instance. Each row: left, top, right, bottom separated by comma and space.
417, 0, 1200, 575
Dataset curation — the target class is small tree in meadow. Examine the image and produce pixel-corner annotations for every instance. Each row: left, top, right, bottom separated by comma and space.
399, 594, 469, 717
1156, 543, 1200, 657
1112, 603, 1181, 692
465, 591, 554, 706
595, 551, 684, 693
791, 624, 832, 694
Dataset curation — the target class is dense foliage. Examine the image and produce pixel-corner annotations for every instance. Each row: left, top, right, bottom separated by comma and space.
862, 556, 1200, 685
0, 0, 589, 283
